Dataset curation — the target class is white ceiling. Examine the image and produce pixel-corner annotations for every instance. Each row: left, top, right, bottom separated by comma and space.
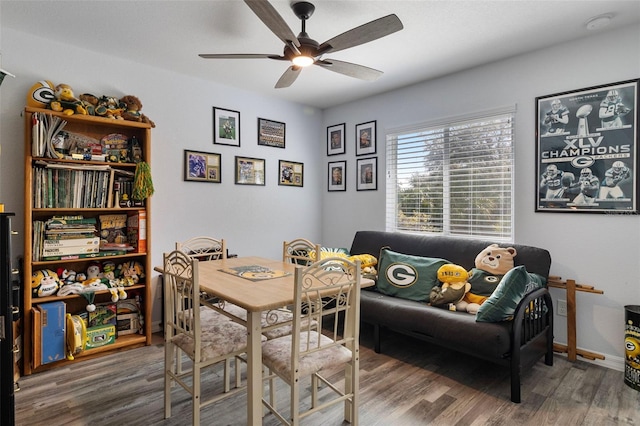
2, 1, 640, 109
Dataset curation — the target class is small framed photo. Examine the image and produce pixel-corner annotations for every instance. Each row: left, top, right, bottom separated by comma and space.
278, 160, 303, 187
184, 150, 221, 183
213, 106, 240, 147
258, 118, 286, 148
328, 161, 346, 192
235, 156, 265, 186
356, 157, 377, 191
327, 123, 346, 156
355, 120, 376, 156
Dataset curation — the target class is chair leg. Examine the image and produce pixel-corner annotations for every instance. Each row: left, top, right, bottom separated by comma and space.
175, 346, 183, 375
193, 363, 201, 425
311, 374, 319, 409
164, 342, 175, 419
261, 367, 276, 417
347, 358, 359, 425
268, 369, 276, 408
290, 374, 302, 426
235, 357, 242, 389
223, 358, 231, 393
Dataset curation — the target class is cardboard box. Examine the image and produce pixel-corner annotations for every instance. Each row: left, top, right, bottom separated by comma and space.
85, 324, 116, 349
88, 302, 116, 328
38, 301, 66, 365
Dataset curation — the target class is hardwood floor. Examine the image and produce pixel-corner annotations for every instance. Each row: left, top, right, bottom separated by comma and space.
15, 324, 640, 425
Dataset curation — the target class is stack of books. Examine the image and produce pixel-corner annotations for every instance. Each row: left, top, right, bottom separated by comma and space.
33, 215, 127, 261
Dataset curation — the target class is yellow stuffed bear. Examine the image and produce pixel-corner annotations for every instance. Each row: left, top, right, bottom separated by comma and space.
430, 264, 471, 309
455, 244, 517, 314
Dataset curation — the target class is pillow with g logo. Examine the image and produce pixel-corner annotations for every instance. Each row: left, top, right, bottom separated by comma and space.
376, 248, 450, 303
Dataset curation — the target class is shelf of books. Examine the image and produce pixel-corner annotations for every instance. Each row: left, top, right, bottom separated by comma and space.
23, 107, 152, 375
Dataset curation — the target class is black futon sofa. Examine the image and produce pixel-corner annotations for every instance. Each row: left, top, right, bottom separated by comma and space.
349, 230, 554, 403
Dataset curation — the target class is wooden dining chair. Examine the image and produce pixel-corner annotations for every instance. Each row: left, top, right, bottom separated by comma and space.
176, 236, 227, 261
175, 236, 240, 389
261, 257, 362, 426
283, 238, 321, 266
163, 249, 264, 425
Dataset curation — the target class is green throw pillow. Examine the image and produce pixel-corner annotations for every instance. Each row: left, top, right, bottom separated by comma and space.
476, 265, 546, 322
376, 248, 450, 303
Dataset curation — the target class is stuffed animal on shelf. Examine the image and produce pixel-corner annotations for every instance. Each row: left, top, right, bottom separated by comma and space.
48, 83, 88, 115
430, 264, 471, 309
120, 95, 156, 128
116, 260, 145, 285
78, 93, 100, 115
455, 244, 517, 314
95, 96, 124, 120
31, 269, 62, 297
56, 262, 126, 309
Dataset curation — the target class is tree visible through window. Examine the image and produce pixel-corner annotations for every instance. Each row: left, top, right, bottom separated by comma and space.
386, 109, 515, 241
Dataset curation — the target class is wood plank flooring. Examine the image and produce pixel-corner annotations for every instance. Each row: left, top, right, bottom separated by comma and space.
15, 324, 640, 425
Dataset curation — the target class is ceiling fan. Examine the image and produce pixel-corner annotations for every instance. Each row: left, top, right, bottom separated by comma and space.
199, 0, 404, 88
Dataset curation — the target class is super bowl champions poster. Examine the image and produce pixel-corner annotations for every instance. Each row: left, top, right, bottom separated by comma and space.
536, 79, 639, 213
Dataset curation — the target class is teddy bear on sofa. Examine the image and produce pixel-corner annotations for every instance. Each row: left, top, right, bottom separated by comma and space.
455, 243, 517, 314
429, 263, 471, 309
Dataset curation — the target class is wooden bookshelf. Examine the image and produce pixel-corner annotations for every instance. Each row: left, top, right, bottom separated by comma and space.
22, 107, 152, 375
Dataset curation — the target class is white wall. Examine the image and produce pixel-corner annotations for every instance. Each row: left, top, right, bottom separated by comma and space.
321, 23, 640, 368
0, 28, 324, 329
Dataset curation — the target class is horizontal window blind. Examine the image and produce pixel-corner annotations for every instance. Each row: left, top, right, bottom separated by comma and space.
386, 109, 515, 241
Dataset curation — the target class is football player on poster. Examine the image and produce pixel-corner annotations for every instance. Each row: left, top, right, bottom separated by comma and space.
599, 90, 632, 129
571, 168, 600, 205
540, 164, 569, 199
543, 99, 570, 135
599, 161, 632, 199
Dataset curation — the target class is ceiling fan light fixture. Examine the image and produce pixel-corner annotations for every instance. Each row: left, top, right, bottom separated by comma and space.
292, 55, 314, 67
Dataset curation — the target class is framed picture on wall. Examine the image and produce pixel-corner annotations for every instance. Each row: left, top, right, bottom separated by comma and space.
213, 106, 240, 146
356, 157, 377, 191
328, 161, 346, 192
535, 78, 639, 214
278, 160, 303, 187
258, 117, 286, 148
355, 120, 376, 156
184, 150, 221, 183
327, 123, 346, 156
235, 156, 265, 185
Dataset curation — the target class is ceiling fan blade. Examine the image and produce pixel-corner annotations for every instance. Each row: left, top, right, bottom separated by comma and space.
315, 59, 382, 81
244, 0, 300, 47
275, 66, 302, 88
318, 14, 403, 54
199, 53, 282, 59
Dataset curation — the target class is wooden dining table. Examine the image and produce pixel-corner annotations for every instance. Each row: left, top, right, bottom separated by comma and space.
177, 255, 373, 425
190, 256, 295, 425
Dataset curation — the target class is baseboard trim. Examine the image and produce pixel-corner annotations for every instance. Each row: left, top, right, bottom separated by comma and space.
554, 341, 624, 371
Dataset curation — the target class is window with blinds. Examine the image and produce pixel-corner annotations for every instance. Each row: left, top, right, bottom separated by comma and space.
386, 108, 515, 241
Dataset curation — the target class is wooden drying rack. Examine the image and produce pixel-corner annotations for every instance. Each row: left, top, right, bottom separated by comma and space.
547, 276, 604, 362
